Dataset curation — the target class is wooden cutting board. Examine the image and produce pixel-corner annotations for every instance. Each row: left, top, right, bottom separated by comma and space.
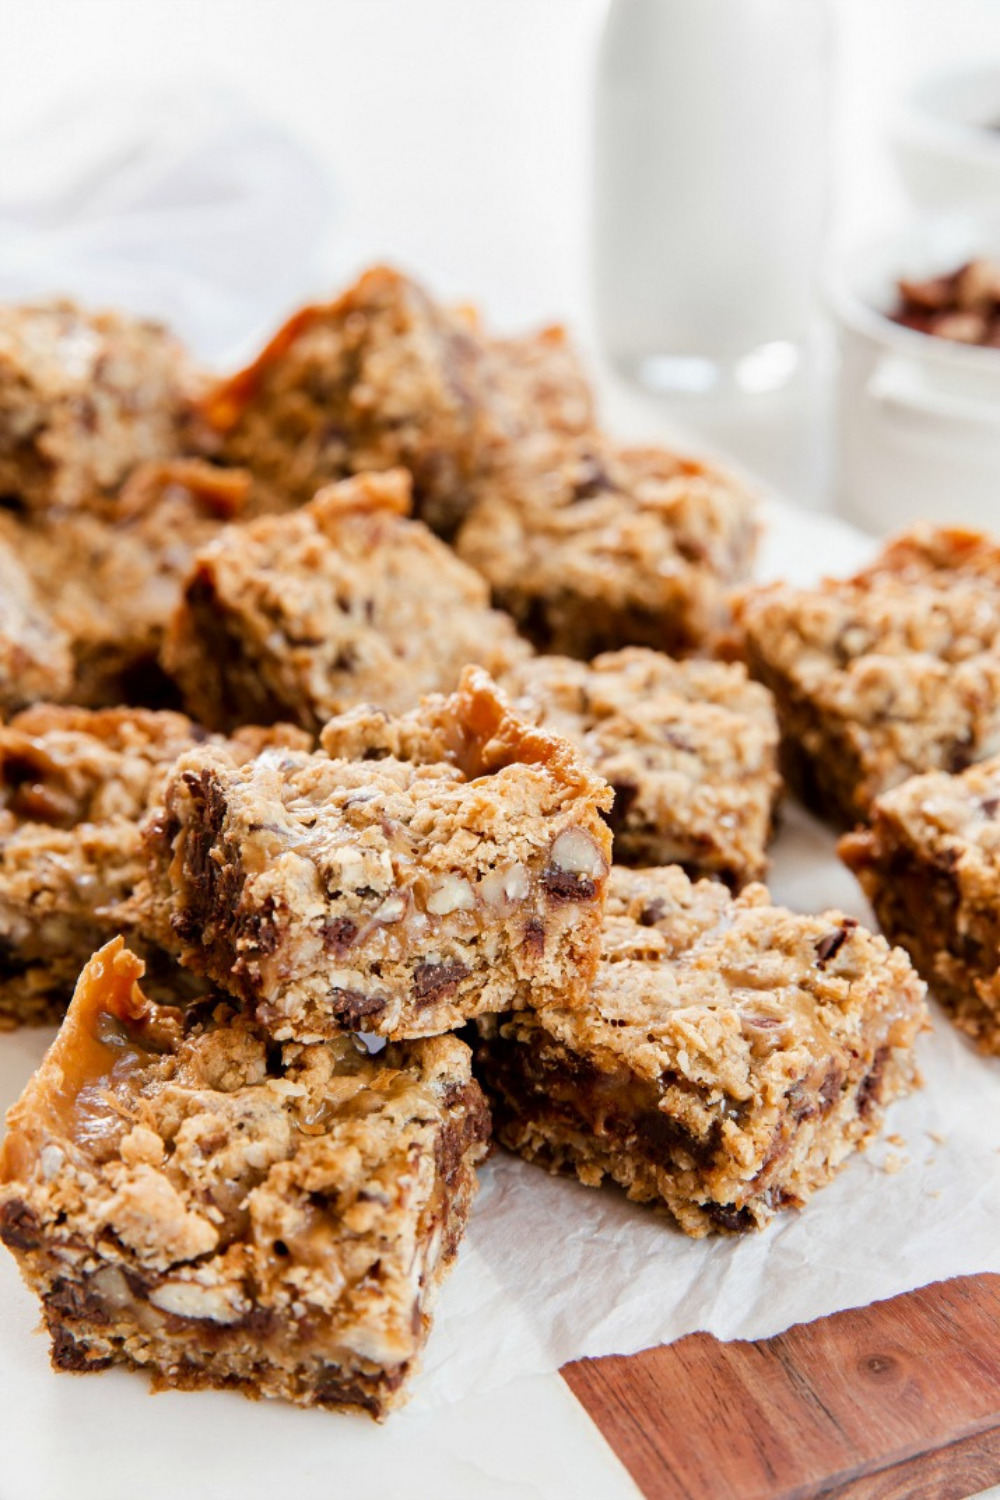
563, 1274, 1000, 1500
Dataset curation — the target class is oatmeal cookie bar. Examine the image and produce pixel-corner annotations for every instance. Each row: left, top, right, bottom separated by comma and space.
472, 865, 927, 1236
197, 264, 593, 535
3, 458, 251, 707
840, 756, 1000, 1054
0, 939, 489, 1416
141, 668, 612, 1040
739, 525, 1000, 826
0, 706, 308, 1028
456, 438, 759, 659
161, 469, 530, 734
0, 530, 72, 712
503, 649, 780, 886
0, 300, 198, 512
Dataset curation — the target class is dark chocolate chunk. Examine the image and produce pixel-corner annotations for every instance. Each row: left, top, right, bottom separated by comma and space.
819, 1066, 845, 1112
542, 868, 597, 902
43, 1277, 112, 1327
328, 987, 387, 1026
570, 453, 614, 502
634, 1109, 718, 1169
814, 919, 858, 968
521, 918, 545, 958
856, 1046, 889, 1119
703, 1201, 756, 1233
322, 917, 358, 955
48, 1323, 113, 1373
606, 779, 639, 836
0, 1198, 41, 1250
412, 962, 471, 1005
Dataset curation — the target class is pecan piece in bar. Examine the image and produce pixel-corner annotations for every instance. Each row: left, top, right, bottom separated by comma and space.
0, 939, 490, 1417
0, 705, 309, 1029
456, 438, 758, 659
0, 300, 198, 513
503, 648, 780, 887
472, 866, 927, 1237
161, 468, 529, 734
195, 263, 593, 536
840, 754, 1000, 1055
140, 667, 612, 1040
738, 525, 1000, 826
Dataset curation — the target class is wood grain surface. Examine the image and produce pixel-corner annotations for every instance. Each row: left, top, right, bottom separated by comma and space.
563, 1274, 1000, 1500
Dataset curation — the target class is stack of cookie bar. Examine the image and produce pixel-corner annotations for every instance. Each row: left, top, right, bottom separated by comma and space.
0, 269, 936, 1418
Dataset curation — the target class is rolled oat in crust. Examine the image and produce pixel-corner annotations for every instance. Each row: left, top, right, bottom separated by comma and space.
473, 865, 927, 1236
0, 939, 489, 1417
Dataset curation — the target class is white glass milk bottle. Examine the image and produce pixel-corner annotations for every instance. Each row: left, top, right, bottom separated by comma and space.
593, 0, 832, 396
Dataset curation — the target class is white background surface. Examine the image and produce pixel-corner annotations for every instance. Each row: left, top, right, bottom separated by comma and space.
2, 4, 1000, 1497
4, 0, 1000, 510
1, 0, 1000, 333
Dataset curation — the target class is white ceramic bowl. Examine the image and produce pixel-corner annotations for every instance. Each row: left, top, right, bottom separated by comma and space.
891, 65, 1000, 211
826, 213, 1000, 536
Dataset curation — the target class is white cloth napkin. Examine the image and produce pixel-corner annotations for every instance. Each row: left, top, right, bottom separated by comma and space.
0, 87, 334, 361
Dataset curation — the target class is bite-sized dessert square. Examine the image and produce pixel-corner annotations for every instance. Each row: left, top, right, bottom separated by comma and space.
0, 531, 73, 713
0, 939, 489, 1417
840, 756, 1000, 1054
196, 264, 594, 536
472, 865, 927, 1237
0, 706, 309, 1028
141, 668, 613, 1041
161, 468, 530, 734
739, 525, 1000, 826
3, 458, 252, 708
456, 438, 759, 659
502, 649, 780, 887
0, 300, 198, 513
